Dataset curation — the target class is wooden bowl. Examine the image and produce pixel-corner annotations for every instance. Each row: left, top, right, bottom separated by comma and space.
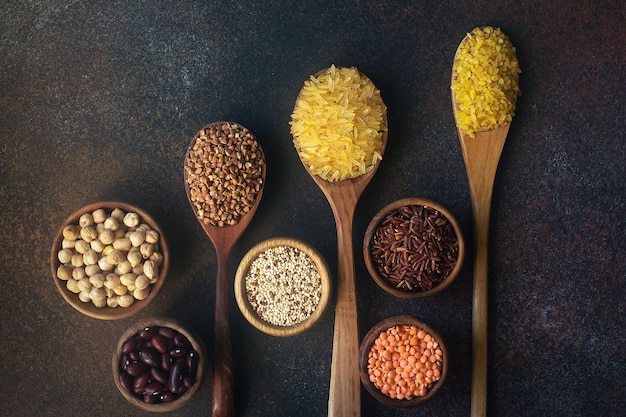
50, 201, 169, 320
112, 317, 206, 412
359, 315, 449, 407
363, 198, 464, 299
234, 237, 332, 337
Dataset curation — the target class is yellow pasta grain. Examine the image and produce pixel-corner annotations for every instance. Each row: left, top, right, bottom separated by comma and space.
290, 65, 387, 182
451, 27, 521, 138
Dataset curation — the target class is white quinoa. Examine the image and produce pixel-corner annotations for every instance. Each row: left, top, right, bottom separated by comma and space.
245, 245, 322, 327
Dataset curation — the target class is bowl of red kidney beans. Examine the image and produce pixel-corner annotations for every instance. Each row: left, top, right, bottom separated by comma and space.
112, 317, 206, 411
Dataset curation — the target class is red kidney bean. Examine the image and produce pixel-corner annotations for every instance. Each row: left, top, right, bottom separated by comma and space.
126, 362, 147, 377
150, 367, 169, 384
118, 325, 200, 405
139, 347, 161, 367
183, 373, 195, 388
160, 390, 176, 402
119, 372, 134, 393
121, 337, 139, 353
161, 352, 172, 371
170, 347, 187, 358
144, 381, 163, 396
158, 327, 177, 339
187, 350, 198, 373
139, 326, 158, 340
133, 372, 150, 393
151, 334, 170, 353
143, 392, 159, 404
174, 334, 190, 348
168, 361, 185, 394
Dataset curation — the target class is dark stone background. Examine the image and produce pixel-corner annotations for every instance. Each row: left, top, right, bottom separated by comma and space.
1, 1, 624, 416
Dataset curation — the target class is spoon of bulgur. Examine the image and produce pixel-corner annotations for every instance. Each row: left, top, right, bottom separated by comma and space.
290, 65, 388, 417
451, 26, 521, 417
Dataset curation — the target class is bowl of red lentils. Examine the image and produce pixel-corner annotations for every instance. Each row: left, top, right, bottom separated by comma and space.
234, 237, 332, 337
50, 201, 169, 320
363, 198, 464, 299
359, 315, 448, 407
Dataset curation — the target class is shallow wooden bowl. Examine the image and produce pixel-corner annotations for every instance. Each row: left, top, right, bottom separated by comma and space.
359, 315, 449, 407
234, 237, 332, 337
363, 198, 464, 299
50, 201, 169, 320
112, 317, 206, 412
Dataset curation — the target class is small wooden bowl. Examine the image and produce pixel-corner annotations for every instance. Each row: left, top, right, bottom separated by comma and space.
50, 201, 169, 320
234, 237, 332, 337
363, 198, 464, 299
359, 315, 449, 407
112, 317, 206, 412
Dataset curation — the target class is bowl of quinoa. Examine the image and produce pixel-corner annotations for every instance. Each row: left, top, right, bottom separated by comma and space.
234, 237, 332, 336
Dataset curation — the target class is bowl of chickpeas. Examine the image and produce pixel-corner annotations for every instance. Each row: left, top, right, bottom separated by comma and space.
50, 201, 169, 320
359, 315, 448, 407
234, 237, 332, 337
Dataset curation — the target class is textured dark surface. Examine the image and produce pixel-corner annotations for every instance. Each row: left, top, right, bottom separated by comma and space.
1, 1, 624, 416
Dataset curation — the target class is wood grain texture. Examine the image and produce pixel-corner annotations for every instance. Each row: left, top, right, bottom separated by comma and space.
299, 128, 388, 417
452, 89, 511, 417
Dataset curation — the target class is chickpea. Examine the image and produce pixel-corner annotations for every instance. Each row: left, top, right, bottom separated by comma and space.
78, 213, 94, 227
57, 265, 72, 281
80, 226, 97, 242
123, 212, 140, 228
74, 240, 90, 254
117, 294, 134, 308
66, 279, 80, 294
133, 287, 150, 301
84, 264, 101, 277
104, 273, 121, 289
92, 208, 107, 223
62, 225, 80, 240
99, 229, 115, 245
89, 274, 105, 288
110, 208, 125, 220
77, 277, 92, 293
72, 267, 86, 280
116, 260, 132, 275
129, 230, 145, 247
58, 248, 73, 264
113, 238, 132, 251
104, 216, 120, 231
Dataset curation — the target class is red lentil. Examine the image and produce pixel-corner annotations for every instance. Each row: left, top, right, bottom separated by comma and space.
367, 324, 443, 400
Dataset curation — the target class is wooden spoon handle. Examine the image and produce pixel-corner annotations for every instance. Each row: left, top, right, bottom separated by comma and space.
328, 211, 360, 417
212, 252, 234, 417
471, 211, 490, 417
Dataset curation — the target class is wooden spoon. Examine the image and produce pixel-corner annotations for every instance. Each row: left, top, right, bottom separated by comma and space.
451, 33, 518, 417
292, 68, 388, 417
184, 122, 266, 417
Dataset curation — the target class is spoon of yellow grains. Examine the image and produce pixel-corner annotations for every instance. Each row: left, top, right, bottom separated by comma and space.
451, 26, 521, 417
290, 64, 388, 417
